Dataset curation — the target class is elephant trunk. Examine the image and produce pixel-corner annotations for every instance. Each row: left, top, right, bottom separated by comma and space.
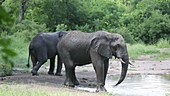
114, 54, 129, 86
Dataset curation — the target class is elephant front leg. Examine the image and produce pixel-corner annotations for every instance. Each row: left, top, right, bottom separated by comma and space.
94, 63, 107, 92
90, 51, 107, 92
104, 59, 109, 85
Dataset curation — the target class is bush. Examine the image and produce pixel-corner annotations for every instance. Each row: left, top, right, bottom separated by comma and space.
11, 20, 48, 42
113, 27, 136, 44
75, 24, 93, 32
55, 24, 68, 31
0, 64, 12, 77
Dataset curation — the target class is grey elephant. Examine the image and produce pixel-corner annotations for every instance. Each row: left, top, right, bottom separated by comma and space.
27, 31, 67, 76
57, 31, 131, 92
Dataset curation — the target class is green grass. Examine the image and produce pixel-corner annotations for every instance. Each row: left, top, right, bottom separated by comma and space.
155, 51, 170, 60
156, 39, 170, 48
166, 93, 170, 96
127, 43, 160, 59
0, 84, 111, 96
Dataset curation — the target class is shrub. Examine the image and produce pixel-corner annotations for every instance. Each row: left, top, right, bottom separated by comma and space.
0, 64, 12, 77
11, 20, 48, 42
75, 24, 93, 32
55, 24, 68, 31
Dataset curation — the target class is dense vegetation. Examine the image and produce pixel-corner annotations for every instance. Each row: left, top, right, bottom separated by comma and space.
1, 0, 170, 43
0, 0, 170, 76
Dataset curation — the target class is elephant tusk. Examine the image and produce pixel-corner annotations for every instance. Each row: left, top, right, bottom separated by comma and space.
129, 62, 134, 66
118, 58, 125, 64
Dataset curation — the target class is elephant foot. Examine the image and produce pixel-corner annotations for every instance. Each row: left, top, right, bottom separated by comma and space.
73, 80, 79, 85
64, 80, 75, 87
48, 71, 54, 75
96, 86, 107, 92
31, 70, 39, 76
55, 73, 62, 76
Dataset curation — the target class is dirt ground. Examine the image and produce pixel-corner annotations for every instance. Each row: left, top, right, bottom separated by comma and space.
0, 56, 170, 91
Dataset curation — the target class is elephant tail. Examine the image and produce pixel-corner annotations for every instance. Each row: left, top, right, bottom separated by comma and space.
26, 50, 30, 68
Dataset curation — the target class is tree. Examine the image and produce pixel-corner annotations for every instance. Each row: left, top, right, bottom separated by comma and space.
0, 6, 17, 76
19, 0, 28, 22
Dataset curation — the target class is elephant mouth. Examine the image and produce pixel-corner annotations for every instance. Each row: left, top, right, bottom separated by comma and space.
116, 57, 133, 66
116, 57, 125, 64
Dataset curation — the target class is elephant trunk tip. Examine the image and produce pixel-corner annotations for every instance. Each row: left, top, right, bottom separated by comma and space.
26, 63, 30, 68
114, 81, 122, 87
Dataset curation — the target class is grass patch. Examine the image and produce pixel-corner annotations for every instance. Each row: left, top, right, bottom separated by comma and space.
161, 74, 170, 80
166, 93, 170, 96
0, 84, 111, 96
154, 51, 170, 60
127, 43, 160, 59
156, 39, 170, 48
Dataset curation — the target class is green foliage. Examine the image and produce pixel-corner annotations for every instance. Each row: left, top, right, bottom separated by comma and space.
0, 38, 17, 66
0, 6, 16, 67
119, 0, 170, 44
1, 0, 19, 21
0, 85, 111, 96
2, 0, 170, 44
26, 0, 47, 23
0, 64, 12, 77
156, 51, 170, 60
55, 24, 68, 31
0, 6, 13, 33
11, 20, 48, 42
0, 6, 16, 76
9, 35, 29, 68
75, 24, 93, 32
128, 43, 160, 59
156, 39, 170, 48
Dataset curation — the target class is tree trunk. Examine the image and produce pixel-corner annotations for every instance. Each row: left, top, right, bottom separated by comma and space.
123, 0, 127, 6
19, 0, 28, 22
0, 0, 5, 5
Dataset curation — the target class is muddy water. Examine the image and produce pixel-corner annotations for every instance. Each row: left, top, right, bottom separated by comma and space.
76, 75, 170, 96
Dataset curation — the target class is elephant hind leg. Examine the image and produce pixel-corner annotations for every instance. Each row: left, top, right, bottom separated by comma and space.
31, 55, 37, 68
63, 59, 79, 87
55, 55, 63, 76
48, 56, 56, 75
64, 66, 75, 87
31, 58, 47, 76
72, 67, 79, 85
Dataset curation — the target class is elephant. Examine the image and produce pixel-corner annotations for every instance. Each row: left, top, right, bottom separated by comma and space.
27, 31, 67, 76
57, 31, 131, 92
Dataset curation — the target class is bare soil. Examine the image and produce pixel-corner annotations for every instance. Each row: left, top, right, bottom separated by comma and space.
0, 57, 170, 92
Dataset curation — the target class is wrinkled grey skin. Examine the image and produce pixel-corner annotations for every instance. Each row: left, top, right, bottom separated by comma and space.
57, 31, 130, 92
27, 31, 67, 76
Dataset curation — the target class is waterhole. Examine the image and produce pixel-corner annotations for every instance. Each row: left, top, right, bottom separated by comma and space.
76, 75, 170, 96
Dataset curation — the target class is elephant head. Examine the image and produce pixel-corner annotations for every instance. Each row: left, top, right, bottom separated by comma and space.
92, 32, 130, 86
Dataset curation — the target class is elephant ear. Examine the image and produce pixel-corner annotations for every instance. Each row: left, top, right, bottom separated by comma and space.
91, 37, 112, 59
58, 31, 67, 38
